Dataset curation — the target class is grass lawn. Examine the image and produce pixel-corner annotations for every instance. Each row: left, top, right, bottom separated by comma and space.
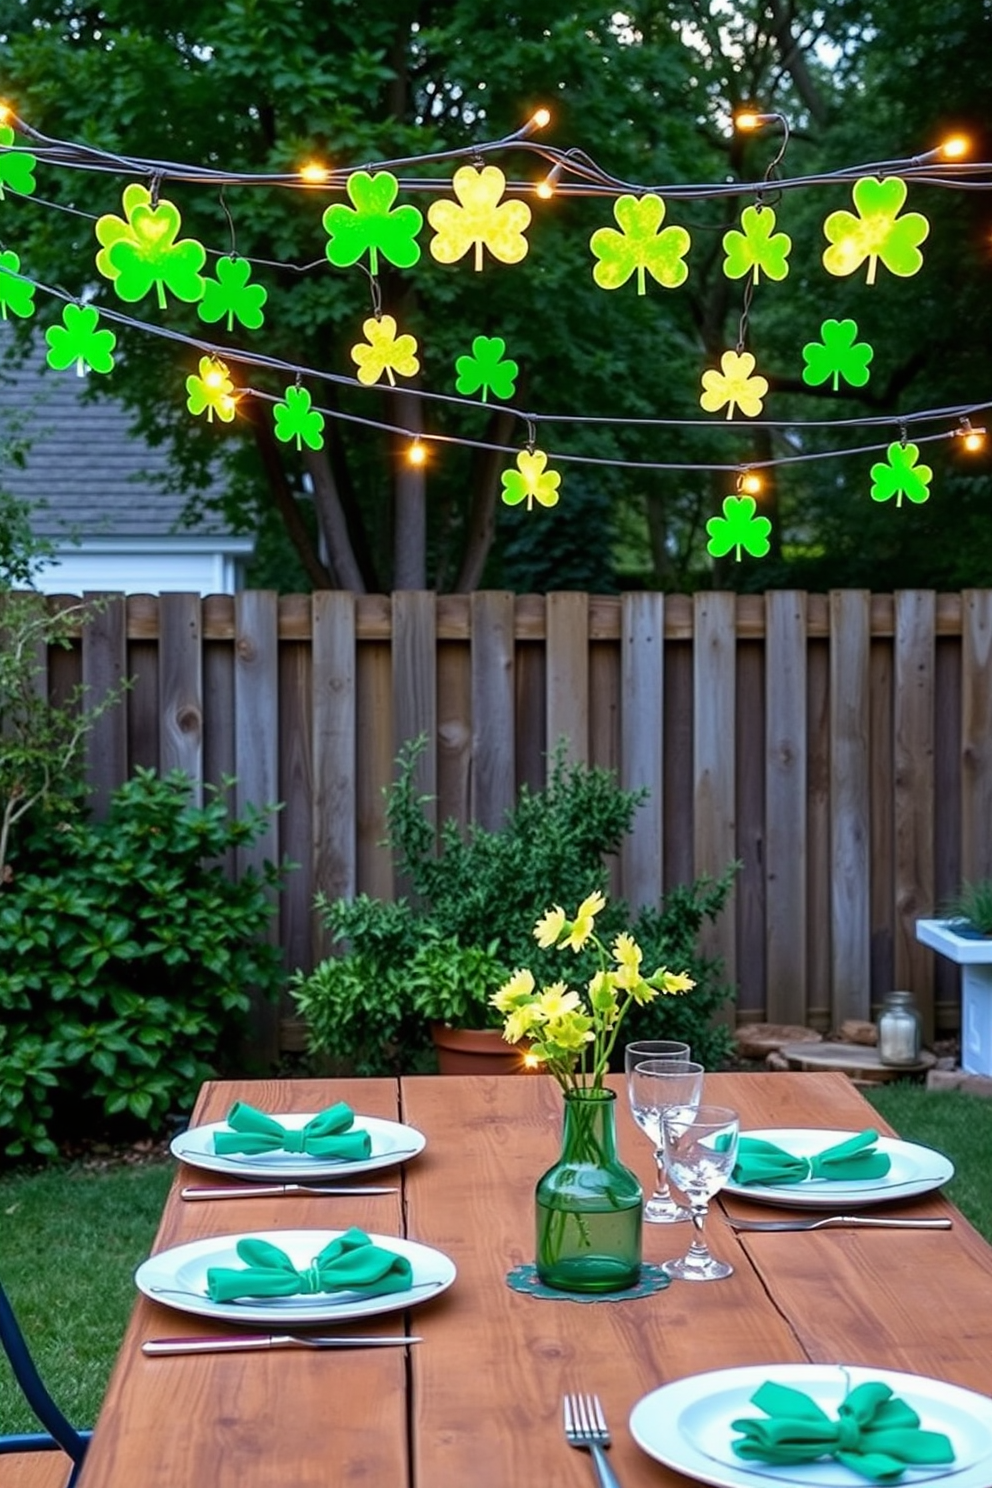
1, 1082, 990, 1438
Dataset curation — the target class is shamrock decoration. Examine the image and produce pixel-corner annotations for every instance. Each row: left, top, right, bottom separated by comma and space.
700, 350, 768, 419
822, 177, 929, 285
0, 123, 37, 199
45, 304, 116, 374
870, 442, 933, 506
0, 251, 35, 320
722, 203, 791, 283
273, 385, 326, 451
500, 449, 561, 511
428, 165, 531, 272
186, 356, 237, 423
706, 495, 772, 561
590, 194, 690, 295
802, 319, 873, 391
198, 255, 267, 331
350, 314, 420, 387
455, 335, 518, 402
323, 171, 423, 276
96, 183, 206, 308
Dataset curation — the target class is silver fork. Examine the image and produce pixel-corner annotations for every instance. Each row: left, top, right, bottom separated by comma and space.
725, 1214, 953, 1232
563, 1393, 621, 1488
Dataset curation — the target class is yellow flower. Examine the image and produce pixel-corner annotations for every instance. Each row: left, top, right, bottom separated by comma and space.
611, 932, 642, 988
536, 982, 581, 1021
562, 889, 606, 951
659, 969, 696, 994
490, 967, 535, 1012
587, 969, 618, 1015
543, 1010, 595, 1052
503, 1004, 540, 1044
534, 905, 566, 949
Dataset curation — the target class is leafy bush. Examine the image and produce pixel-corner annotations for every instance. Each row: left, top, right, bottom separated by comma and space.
0, 768, 291, 1158
291, 738, 738, 1074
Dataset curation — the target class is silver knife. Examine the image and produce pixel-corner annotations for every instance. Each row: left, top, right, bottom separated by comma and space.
181, 1183, 396, 1200
726, 1215, 953, 1232
143, 1333, 421, 1355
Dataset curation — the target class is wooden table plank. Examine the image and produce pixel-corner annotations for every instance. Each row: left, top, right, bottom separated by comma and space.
77, 1079, 409, 1488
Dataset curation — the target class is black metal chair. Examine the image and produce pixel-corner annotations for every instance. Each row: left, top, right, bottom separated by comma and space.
0, 1280, 91, 1488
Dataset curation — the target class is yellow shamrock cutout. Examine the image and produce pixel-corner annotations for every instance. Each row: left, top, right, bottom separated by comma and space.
350, 314, 420, 387
186, 356, 237, 423
500, 449, 561, 511
700, 350, 768, 419
428, 165, 531, 271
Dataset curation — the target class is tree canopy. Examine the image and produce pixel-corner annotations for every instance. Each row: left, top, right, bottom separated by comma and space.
0, 0, 989, 593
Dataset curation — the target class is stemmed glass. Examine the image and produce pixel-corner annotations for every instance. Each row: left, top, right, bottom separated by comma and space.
626, 1056, 703, 1223
661, 1104, 740, 1281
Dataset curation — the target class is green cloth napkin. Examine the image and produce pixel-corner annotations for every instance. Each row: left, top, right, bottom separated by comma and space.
205, 1227, 413, 1303
731, 1379, 955, 1483
212, 1100, 372, 1160
732, 1128, 891, 1187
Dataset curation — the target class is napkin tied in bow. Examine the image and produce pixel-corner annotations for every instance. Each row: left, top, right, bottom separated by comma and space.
212, 1100, 372, 1160
732, 1128, 891, 1187
731, 1379, 955, 1483
205, 1227, 413, 1302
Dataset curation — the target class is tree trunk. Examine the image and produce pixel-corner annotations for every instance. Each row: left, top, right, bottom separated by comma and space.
246, 402, 331, 589
392, 387, 426, 589
301, 443, 367, 593
454, 408, 518, 593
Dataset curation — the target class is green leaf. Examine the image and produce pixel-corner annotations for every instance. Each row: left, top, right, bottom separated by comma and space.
823, 176, 929, 285
0, 251, 36, 321
870, 442, 933, 506
454, 335, 518, 402
801, 319, 873, 391
590, 194, 690, 295
706, 495, 772, 560
272, 384, 326, 451
45, 303, 117, 375
323, 171, 423, 277
722, 203, 791, 283
0, 123, 37, 199
96, 185, 206, 309
197, 255, 267, 331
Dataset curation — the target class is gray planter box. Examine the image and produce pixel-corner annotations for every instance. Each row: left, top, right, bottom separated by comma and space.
916, 918, 992, 1077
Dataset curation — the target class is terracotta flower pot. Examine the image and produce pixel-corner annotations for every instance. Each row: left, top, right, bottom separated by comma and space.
430, 1023, 530, 1076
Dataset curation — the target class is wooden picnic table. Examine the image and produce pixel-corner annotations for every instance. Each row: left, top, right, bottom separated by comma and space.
76, 1070, 992, 1487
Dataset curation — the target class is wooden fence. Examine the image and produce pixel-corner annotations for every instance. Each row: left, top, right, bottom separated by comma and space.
39, 589, 992, 1056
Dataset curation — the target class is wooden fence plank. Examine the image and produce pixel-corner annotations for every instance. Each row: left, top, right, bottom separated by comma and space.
546, 592, 589, 769
392, 591, 437, 812
829, 590, 871, 1025
961, 589, 992, 883
234, 590, 281, 1065
81, 593, 128, 819
693, 592, 737, 996
764, 591, 807, 1023
620, 593, 664, 912
736, 636, 765, 1021
869, 631, 893, 1006
357, 639, 394, 901
279, 633, 313, 986
470, 591, 516, 831
806, 634, 831, 1030
158, 593, 203, 800
932, 637, 962, 1026
437, 634, 471, 835
311, 592, 356, 952
893, 590, 935, 1038
663, 639, 694, 891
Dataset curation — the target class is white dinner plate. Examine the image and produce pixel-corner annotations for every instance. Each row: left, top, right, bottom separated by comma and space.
135, 1228, 456, 1325
170, 1112, 426, 1180
722, 1128, 954, 1209
630, 1363, 992, 1488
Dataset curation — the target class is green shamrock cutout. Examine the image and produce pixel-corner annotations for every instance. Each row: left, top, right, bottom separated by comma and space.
455, 335, 518, 402
198, 255, 267, 331
45, 304, 116, 374
186, 356, 237, 423
802, 319, 873, 391
500, 449, 561, 511
0, 123, 37, 199
0, 251, 36, 320
706, 495, 772, 561
273, 385, 325, 451
870, 442, 933, 506
590, 194, 690, 295
823, 177, 929, 285
323, 171, 423, 276
96, 183, 206, 308
722, 204, 791, 283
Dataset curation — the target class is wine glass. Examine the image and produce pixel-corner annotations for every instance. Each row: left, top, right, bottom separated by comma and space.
661, 1104, 740, 1281
626, 1057, 703, 1223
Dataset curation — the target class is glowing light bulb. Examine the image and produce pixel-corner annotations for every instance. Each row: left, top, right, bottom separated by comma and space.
531, 107, 551, 130
740, 472, 762, 495
0, 103, 11, 125
736, 112, 760, 131
535, 161, 564, 199
299, 161, 330, 184
963, 430, 985, 452
204, 368, 224, 388
408, 439, 426, 467
941, 135, 969, 159
523, 1052, 541, 1071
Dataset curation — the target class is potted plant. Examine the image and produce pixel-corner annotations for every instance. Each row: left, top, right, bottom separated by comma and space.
916, 879, 992, 1076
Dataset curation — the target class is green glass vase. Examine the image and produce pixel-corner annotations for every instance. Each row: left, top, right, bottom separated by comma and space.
535, 1088, 643, 1293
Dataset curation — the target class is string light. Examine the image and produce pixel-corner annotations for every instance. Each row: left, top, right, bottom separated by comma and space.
738, 471, 763, 495
407, 438, 427, 466
940, 135, 969, 160
535, 161, 564, 199
298, 162, 330, 184
735, 112, 783, 132
954, 418, 986, 452
0, 102, 11, 125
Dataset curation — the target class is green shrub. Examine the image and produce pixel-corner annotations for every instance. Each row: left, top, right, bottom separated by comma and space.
0, 768, 292, 1158
291, 738, 738, 1074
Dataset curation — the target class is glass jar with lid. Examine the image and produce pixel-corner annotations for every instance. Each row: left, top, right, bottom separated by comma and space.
877, 990, 923, 1066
